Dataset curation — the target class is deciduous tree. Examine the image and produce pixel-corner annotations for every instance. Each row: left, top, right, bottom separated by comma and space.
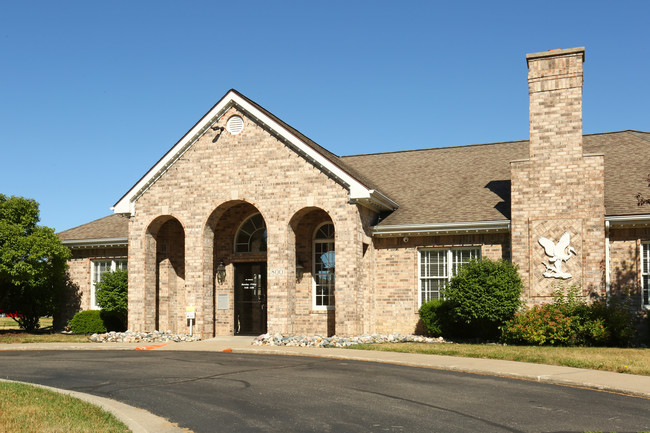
0, 194, 70, 331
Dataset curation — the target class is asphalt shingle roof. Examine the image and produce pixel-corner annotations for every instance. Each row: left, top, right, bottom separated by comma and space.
59, 130, 650, 241
57, 214, 129, 241
341, 130, 650, 226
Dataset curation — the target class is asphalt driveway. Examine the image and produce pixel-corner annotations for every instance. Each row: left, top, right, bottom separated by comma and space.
1, 350, 648, 432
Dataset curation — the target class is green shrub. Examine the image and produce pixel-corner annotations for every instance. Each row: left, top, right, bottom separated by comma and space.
597, 290, 641, 347
418, 299, 452, 337
68, 310, 106, 334
95, 269, 128, 329
501, 305, 574, 345
443, 258, 523, 340
502, 284, 641, 347
68, 309, 127, 334
100, 310, 127, 332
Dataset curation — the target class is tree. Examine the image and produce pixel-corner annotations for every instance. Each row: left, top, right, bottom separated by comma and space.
95, 269, 128, 330
0, 194, 70, 331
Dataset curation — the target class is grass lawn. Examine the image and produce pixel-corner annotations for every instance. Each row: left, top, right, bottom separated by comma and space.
0, 331, 89, 344
0, 316, 89, 344
0, 316, 53, 329
349, 342, 650, 376
0, 381, 130, 433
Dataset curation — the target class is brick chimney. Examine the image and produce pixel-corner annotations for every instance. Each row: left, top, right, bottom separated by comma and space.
526, 47, 585, 160
510, 47, 605, 301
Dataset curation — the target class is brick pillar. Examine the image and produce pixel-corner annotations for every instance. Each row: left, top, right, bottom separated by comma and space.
266, 219, 290, 333
511, 47, 606, 301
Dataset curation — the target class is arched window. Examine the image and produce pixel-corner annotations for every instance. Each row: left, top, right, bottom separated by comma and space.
313, 222, 335, 309
234, 213, 267, 253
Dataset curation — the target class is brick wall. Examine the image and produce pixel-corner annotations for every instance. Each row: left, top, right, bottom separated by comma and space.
609, 226, 650, 301
64, 247, 128, 311
127, 107, 371, 337
511, 48, 606, 302
371, 233, 509, 334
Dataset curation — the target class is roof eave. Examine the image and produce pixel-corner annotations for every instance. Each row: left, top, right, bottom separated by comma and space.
605, 214, 650, 228
61, 237, 129, 249
373, 220, 511, 237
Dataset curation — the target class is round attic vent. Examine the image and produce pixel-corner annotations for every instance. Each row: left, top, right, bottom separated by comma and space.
226, 115, 244, 135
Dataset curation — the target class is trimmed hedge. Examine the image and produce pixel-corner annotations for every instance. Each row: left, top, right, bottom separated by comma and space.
68, 309, 127, 334
68, 310, 106, 334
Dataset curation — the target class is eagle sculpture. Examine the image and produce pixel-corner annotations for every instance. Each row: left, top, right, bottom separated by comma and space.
538, 232, 576, 279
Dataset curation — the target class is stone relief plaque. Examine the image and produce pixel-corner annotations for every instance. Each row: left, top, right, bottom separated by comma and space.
530, 219, 583, 297
538, 232, 576, 279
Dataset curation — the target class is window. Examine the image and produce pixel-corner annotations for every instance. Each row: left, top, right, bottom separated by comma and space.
418, 247, 480, 305
234, 213, 267, 253
642, 243, 650, 308
313, 223, 335, 310
91, 259, 127, 309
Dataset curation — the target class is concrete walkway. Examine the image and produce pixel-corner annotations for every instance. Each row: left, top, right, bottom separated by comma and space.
2, 337, 649, 432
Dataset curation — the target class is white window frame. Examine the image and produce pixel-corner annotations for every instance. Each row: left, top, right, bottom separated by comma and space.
418, 247, 480, 307
234, 213, 267, 253
642, 242, 650, 309
91, 259, 127, 310
312, 222, 335, 311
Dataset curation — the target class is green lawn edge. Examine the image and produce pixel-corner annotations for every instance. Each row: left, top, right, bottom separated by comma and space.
348, 342, 650, 376
0, 381, 130, 433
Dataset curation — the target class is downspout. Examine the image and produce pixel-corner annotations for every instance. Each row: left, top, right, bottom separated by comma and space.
605, 220, 610, 301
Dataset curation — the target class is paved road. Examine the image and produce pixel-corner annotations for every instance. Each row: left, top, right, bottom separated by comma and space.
1, 350, 648, 433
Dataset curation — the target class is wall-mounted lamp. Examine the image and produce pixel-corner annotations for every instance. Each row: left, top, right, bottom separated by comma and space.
216, 260, 226, 285
296, 262, 304, 282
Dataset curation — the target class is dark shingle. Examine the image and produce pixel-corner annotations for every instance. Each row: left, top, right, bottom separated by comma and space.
57, 214, 129, 241
341, 131, 650, 226
73, 129, 649, 241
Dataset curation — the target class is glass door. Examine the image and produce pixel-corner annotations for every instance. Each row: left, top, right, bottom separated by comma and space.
234, 263, 267, 335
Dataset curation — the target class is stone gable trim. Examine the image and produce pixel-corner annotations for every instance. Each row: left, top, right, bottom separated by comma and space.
112, 90, 396, 215
373, 220, 510, 237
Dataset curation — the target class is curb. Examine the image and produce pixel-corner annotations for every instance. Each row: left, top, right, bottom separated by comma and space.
221, 345, 650, 399
0, 379, 189, 433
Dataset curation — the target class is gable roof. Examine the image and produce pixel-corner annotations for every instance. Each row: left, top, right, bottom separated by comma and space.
112, 89, 397, 215
68, 127, 649, 244
341, 130, 650, 230
57, 214, 128, 248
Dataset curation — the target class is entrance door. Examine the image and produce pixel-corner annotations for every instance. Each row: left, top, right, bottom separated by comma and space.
234, 263, 267, 335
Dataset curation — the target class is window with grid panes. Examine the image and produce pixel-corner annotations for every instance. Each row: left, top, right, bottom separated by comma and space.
642, 243, 650, 308
313, 223, 335, 309
91, 259, 127, 309
419, 248, 480, 305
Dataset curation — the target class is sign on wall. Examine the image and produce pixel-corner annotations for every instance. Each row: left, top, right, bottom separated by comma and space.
217, 293, 229, 310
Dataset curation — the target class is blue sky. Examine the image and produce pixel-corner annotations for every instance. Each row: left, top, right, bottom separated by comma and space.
1, 1, 648, 232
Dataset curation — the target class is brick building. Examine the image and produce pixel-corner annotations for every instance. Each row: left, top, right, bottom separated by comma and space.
59, 47, 650, 337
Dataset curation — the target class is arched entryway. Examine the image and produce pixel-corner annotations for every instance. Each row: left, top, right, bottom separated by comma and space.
204, 201, 267, 336
145, 216, 185, 333
289, 207, 335, 336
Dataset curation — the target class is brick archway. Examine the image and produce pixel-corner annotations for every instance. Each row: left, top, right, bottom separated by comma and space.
288, 207, 335, 336
203, 201, 267, 336
145, 215, 185, 333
